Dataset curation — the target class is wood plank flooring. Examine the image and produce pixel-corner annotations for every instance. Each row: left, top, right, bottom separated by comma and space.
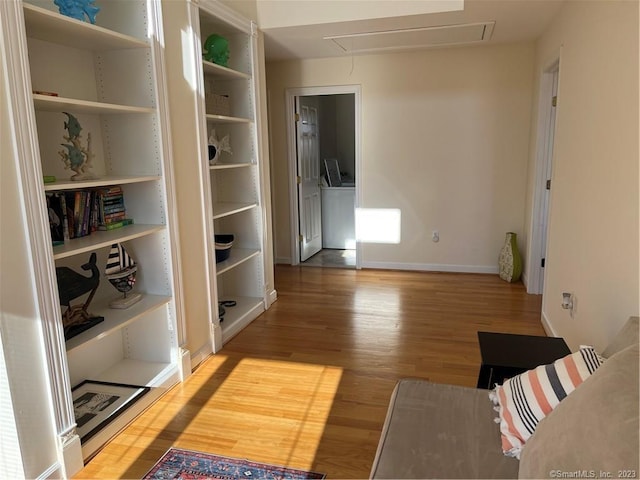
74, 266, 543, 479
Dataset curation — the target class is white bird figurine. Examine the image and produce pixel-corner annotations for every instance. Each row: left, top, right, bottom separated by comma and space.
208, 129, 232, 164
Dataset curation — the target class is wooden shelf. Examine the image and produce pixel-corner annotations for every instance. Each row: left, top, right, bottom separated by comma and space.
44, 175, 160, 191
215, 248, 260, 275
209, 162, 253, 171
23, 3, 148, 50
79, 384, 166, 460
33, 94, 154, 114
93, 359, 178, 387
202, 60, 250, 80
65, 295, 172, 353
220, 296, 264, 344
212, 202, 257, 219
52, 224, 165, 260
205, 113, 251, 124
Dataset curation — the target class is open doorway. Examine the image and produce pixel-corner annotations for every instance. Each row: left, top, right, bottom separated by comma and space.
286, 86, 361, 269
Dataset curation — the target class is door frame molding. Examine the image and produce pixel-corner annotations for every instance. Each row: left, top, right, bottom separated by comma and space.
285, 85, 362, 267
527, 53, 561, 295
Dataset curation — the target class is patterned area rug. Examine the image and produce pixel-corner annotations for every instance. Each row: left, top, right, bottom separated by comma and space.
143, 447, 326, 479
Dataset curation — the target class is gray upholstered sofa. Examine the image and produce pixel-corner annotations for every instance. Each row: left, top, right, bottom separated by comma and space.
370, 317, 639, 479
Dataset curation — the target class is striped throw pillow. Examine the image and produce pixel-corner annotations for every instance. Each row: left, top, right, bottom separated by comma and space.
489, 346, 604, 459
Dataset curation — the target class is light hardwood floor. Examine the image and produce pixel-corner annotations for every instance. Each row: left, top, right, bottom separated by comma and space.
75, 265, 543, 479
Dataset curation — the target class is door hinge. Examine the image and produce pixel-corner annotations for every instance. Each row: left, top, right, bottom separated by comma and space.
541, 258, 546, 268
552, 96, 557, 107
296, 176, 301, 184
295, 113, 300, 122
298, 234, 303, 242
546, 179, 551, 190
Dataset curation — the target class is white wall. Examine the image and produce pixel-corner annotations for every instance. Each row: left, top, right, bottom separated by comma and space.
525, 0, 639, 350
267, 42, 535, 270
220, 0, 257, 22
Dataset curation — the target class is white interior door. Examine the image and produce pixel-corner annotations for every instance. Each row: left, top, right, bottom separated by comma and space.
297, 98, 322, 261
538, 69, 559, 293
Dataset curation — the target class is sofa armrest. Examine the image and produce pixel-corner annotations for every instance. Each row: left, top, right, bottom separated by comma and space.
519, 343, 639, 479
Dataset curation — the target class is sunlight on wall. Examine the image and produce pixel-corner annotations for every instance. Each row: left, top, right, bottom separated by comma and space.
355, 208, 401, 244
181, 28, 197, 92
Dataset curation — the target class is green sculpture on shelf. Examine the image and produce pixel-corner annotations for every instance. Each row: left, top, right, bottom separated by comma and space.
203, 34, 230, 67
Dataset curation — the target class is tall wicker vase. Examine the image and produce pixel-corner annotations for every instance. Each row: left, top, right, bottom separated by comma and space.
499, 232, 522, 283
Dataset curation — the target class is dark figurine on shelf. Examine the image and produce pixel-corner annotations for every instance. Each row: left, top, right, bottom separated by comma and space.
54, 0, 100, 24
203, 34, 230, 67
56, 252, 104, 340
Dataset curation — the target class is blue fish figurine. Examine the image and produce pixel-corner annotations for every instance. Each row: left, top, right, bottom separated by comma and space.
54, 0, 100, 24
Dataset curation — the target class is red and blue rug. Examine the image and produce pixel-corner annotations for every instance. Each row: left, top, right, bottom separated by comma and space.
143, 447, 326, 479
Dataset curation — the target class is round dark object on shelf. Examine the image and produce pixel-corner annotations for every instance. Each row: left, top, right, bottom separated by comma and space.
214, 234, 234, 244
215, 247, 231, 263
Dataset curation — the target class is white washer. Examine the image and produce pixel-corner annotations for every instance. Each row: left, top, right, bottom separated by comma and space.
321, 186, 355, 249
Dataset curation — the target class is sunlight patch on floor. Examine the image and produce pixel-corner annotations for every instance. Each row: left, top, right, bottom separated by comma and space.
77, 356, 342, 474
186, 357, 343, 470
91, 354, 232, 467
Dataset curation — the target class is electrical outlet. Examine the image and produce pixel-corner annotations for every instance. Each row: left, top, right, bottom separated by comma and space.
562, 292, 577, 318
432, 230, 439, 243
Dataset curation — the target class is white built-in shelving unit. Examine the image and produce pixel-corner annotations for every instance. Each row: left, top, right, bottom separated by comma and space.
1, 0, 182, 468
197, 0, 272, 347
163, 0, 274, 361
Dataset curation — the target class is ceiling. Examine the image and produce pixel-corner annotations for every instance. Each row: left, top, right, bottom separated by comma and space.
262, 0, 564, 61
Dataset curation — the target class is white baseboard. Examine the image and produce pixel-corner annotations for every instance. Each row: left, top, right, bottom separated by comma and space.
190, 343, 213, 370
277, 257, 499, 275
179, 347, 192, 381
38, 462, 63, 480
541, 310, 559, 337
266, 288, 278, 307
60, 434, 83, 479
221, 303, 264, 345
360, 261, 499, 274
211, 322, 223, 354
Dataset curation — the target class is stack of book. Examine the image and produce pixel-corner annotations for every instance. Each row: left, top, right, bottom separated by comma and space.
97, 186, 132, 231
46, 186, 134, 246
63, 190, 98, 239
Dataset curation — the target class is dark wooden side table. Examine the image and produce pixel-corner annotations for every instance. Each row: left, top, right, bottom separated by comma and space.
476, 331, 571, 389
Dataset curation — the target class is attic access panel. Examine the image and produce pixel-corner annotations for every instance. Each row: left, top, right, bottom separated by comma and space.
326, 22, 495, 54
